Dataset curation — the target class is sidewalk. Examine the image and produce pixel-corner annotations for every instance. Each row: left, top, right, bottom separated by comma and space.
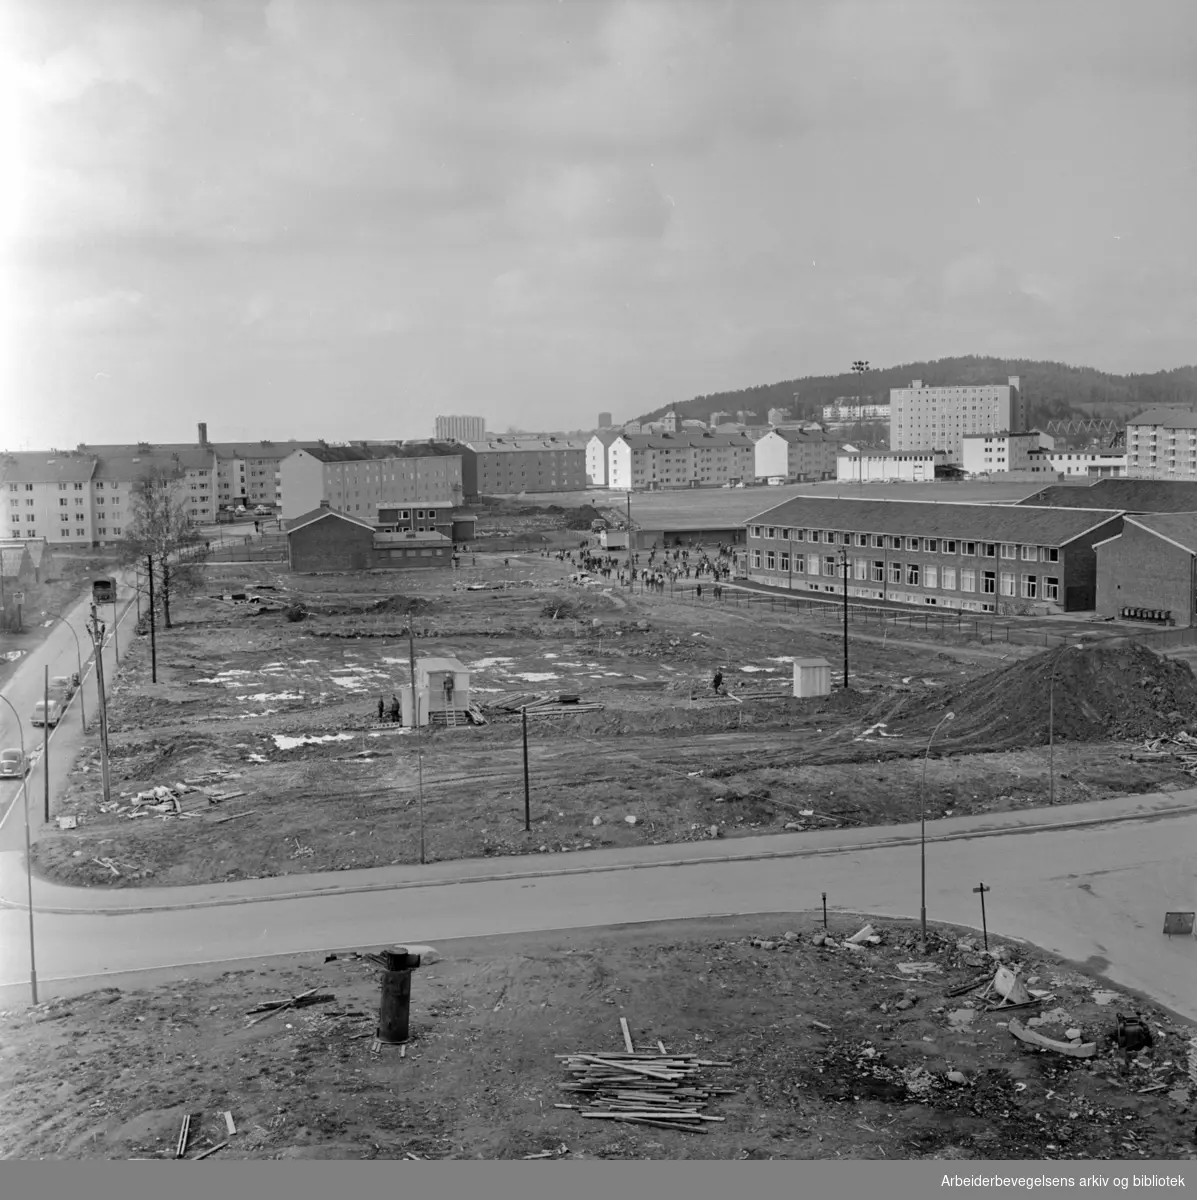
2, 786, 1194, 917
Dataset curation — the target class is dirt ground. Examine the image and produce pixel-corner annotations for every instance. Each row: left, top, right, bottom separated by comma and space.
1, 914, 1193, 1161
31, 551, 1197, 888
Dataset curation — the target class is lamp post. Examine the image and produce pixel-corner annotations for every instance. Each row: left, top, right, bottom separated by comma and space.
839, 547, 850, 689
86, 604, 113, 807
48, 613, 88, 733
1048, 653, 1058, 805
0, 694, 38, 1003
920, 710, 955, 942
852, 360, 869, 494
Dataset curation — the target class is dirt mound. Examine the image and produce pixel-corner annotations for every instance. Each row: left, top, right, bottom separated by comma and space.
369, 595, 438, 615
897, 640, 1197, 749
564, 505, 606, 531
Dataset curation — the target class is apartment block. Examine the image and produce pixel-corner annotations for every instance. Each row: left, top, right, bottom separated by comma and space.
1048, 451, 1128, 478
744, 496, 1122, 614
890, 377, 1023, 460
435, 414, 487, 443
1125, 407, 1197, 479
755, 429, 840, 481
836, 449, 946, 483
960, 431, 1044, 475
822, 402, 890, 423
461, 438, 587, 498
279, 444, 464, 522
607, 431, 756, 491
586, 430, 623, 487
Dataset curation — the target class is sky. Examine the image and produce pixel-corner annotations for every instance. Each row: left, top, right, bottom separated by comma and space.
3, 0, 1196, 449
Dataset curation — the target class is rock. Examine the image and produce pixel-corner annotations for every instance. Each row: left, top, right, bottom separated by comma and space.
707, 825, 721, 838
624, 814, 637, 825
895, 998, 914, 1011
1064, 1027, 1082, 1040
783, 931, 799, 942
963, 954, 985, 967
591, 816, 602, 826
811, 933, 827, 947
783, 822, 803, 831
947, 1070, 968, 1084
758, 940, 776, 951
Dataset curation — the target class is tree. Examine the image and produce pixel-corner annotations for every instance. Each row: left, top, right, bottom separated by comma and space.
116, 464, 210, 630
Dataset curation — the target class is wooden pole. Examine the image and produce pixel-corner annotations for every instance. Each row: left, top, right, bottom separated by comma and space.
973, 882, 991, 951
146, 555, 157, 683
408, 625, 426, 864
522, 706, 531, 832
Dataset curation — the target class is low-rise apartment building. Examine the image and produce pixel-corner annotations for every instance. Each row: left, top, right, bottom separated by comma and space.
461, 438, 588, 497
754, 429, 840, 481
836, 449, 947, 483
586, 430, 623, 487
607, 431, 756, 490
1125, 407, 1197, 479
1095, 513, 1197, 625
744, 496, 1122, 614
960, 431, 1044, 475
279, 443, 464, 522
1048, 451, 1127, 478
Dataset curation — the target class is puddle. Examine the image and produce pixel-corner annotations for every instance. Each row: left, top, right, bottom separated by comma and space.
272, 733, 356, 751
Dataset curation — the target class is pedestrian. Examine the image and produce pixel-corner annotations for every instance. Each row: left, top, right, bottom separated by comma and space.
390, 694, 401, 723
377, 697, 384, 722
712, 669, 723, 695
696, 583, 703, 599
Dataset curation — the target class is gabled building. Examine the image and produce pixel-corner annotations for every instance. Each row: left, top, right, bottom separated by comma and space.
744, 495, 1123, 614
755, 428, 841, 482
461, 437, 587, 498
608, 431, 756, 490
585, 430, 623, 488
1095, 512, 1197, 625
836, 449, 948, 484
1, 451, 98, 545
285, 502, 454, 573
1124, 407, 1197, 479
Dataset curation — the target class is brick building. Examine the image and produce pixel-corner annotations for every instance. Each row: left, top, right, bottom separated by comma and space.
284, 503, 454, 573
1095, 514, 1197, 625
461, 438, 587, 497
745, 496, 1122, 614
754, 429, 840, 481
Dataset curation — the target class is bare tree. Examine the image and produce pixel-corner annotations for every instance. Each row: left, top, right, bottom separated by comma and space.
115, 465, 210, 629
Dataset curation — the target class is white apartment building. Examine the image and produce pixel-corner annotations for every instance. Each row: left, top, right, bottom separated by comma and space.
836, 449, 946, 483
754, 429, 840, 481
607, 431, 756, 491
960, 431, 1044, 475
822, 402, 890, 423
890, 377, 1023, 461
586, 431, 622, 487
1125, 408, 1197, 479
279, 444, 464, 522
1048, 451, 1128, 478
435, 414, 486, 442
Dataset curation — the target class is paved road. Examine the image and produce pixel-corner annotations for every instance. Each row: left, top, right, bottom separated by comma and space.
0, 790, 1193, 1019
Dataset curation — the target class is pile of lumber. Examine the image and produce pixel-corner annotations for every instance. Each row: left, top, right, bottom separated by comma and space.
1137, 733, 1197, 775
554, 1050, 732, 1134
487, 691, 605, 716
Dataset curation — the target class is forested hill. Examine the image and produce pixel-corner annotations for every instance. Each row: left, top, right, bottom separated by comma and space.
637, 357, 1197, 429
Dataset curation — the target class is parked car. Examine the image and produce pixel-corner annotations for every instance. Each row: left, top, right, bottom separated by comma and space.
253, 505, 271, 515
31, 699, 63, 728
0, 749, 26, 778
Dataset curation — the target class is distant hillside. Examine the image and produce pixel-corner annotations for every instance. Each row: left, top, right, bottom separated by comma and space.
637, 357, 1197, 431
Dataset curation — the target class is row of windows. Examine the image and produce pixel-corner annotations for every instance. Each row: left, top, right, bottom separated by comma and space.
750, 526, 1060, 562
752, 550, 1061, 600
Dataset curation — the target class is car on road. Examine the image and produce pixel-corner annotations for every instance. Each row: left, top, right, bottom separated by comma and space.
253, 505, 271, 515
31, 699, 63, 728
0, 749, 27, 778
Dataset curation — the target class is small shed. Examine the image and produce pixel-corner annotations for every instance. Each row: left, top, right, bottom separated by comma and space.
792, 657, 832, 699
400, 656, 471, 727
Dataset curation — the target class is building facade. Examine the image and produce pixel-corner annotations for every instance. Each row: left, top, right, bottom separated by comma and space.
607, 431, 756, 491
597, 411, 613, 429
1048, 451, 1128, 478
285, 504, 454, 572
960, 431, 1044, 475
278, 444, 464, 521
460, 438, 587, 498
744, 496, 1122, 614
755, 429, 840, 481
890, 377, 1023, 460
435, 415, 487, 443
586, 431, 622, 487
1125, 408, 1197, 479
822, 402, 890, 423
836, 449, 946, 483
1095, 513, 1197, 625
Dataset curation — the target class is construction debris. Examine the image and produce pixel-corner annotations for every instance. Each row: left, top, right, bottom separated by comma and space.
193, 1140, 229, 1160
175, 1114, 191, 1159
245, 986, 330, 1026
1008, 1018, 1097, 1058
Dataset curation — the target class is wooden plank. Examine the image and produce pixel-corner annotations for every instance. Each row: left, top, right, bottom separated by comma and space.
175, 1115, 191, 1159
1008, 1018, 1096, 1058
193, 1140, 230, 1161
619, 1017, 635, 1054
570, 1055, 679, 1080
223, 1112, 236, 1136
245, 986, 321, 1026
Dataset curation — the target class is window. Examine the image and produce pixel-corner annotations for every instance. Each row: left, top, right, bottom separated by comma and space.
944, 540, 957, 553
752, 526, 762, 538
926, 539, 938, 553
779, 552, 790, 572
58, 483, 66, 491
1000, 543, 1017, 559
872, 534, 884, 548
961, 569, 976, 593
1000, 571, 1016, 596
890, 536, 902, 550
25, 484, 32, 491
61, 527, 70, 537
983, 543, 996, 558
781, 528, 792, 541
1042, 547, 1059, 562
765, 551, 776, 570
924, 565, 938, 589
794, 529, 805, 541
98, 527, 106, 536
75, 497, 83, 506
75, 512, 84, 521
74, 482, 82, 490
1021, 575, 1037, 599
905, 537, 919, 551
825, 531, 836, 544
854, 558, 868, 580
982, 571, 996, 594
888, 562, 901, 584
752, 550, 762, 568
823, 555, 837, 577
1044, 577, 1059, 601
1021, 545, 1037, 561
59, 499, 68, 507
962, 541, 976, 556
25, 499, 33, 506
870, 561, 884, 582
794, 554, 806, 573
906, 563, 920, 586
855, 533, 867, 547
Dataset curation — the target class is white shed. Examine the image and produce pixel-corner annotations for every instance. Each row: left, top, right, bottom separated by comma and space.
400, 656, 471, 727
792, 657, 832, 698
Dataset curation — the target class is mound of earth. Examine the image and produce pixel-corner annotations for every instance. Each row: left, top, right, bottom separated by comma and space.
897, 640, 1197, 749
369, 595, 438, 615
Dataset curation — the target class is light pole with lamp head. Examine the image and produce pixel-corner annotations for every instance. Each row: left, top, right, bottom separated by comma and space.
0, 694, 38, 1003
852, 360, 869, 494
49, 614, 88, 733
921, 710, 955, 942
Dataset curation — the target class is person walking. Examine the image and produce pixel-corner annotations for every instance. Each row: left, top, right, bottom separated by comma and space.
377, 697, 385, 722
712, 668, 723, 695
390, 694, 401, 724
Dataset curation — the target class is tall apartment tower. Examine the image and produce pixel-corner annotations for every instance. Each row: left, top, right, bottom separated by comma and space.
435, 414, 486, 442
889, 376, 1023, 461
597, 411, 613, 428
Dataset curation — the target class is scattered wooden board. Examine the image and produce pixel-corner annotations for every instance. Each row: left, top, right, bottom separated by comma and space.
1008, 1018, 1097, 1058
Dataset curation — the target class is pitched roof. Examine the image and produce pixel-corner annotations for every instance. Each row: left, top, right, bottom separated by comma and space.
284, 506, 377, 535
92, 448, 216, 481
0, 453, 98, 484
615, 431, 756, 450
765, 428, 840, 445
1127, 407, 1197, 429
208, 440, 322, 460
588, 430, 624, 447
1121, 512, 1197, 555
746, 495, 1123, 545
1017, 479, 1197, 512
464, 438, 588, 452
301, 443, 462, 463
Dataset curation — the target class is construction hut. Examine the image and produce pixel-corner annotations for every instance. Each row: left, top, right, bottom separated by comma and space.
400, 656, 471, 728
792, 657, 832, 699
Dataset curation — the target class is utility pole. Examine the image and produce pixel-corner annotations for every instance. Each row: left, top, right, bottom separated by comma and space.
43, 666, 50, 824
407, 624, 426, 865
1048, 655, 1057, 805
522, 706, 531, 832
89, 604, 112, 806
146, 555, 157, 683
626, 491, 633, 587
840, 548, 850, 689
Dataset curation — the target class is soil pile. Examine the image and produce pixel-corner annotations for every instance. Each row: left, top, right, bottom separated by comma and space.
370, 594, 437, 616
898, 641, 1197, 749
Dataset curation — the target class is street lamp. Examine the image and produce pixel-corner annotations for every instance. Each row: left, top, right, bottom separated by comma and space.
920, 710, 955, 942
0, 694, 38, 1003
48, 613, 88, 733
852, 360, 870, 493
839, 547, 850, 689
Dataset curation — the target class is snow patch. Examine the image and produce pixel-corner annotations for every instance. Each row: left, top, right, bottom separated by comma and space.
272, 733, 356, 751
238, 692, 304, 702
517, 672, 559, 682
470, 657, 515, 671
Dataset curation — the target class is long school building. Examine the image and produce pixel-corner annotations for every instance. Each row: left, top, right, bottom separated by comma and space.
744, 497, 1123, 614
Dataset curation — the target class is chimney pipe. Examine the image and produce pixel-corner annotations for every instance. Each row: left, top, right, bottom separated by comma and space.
198, 422, 208, 447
